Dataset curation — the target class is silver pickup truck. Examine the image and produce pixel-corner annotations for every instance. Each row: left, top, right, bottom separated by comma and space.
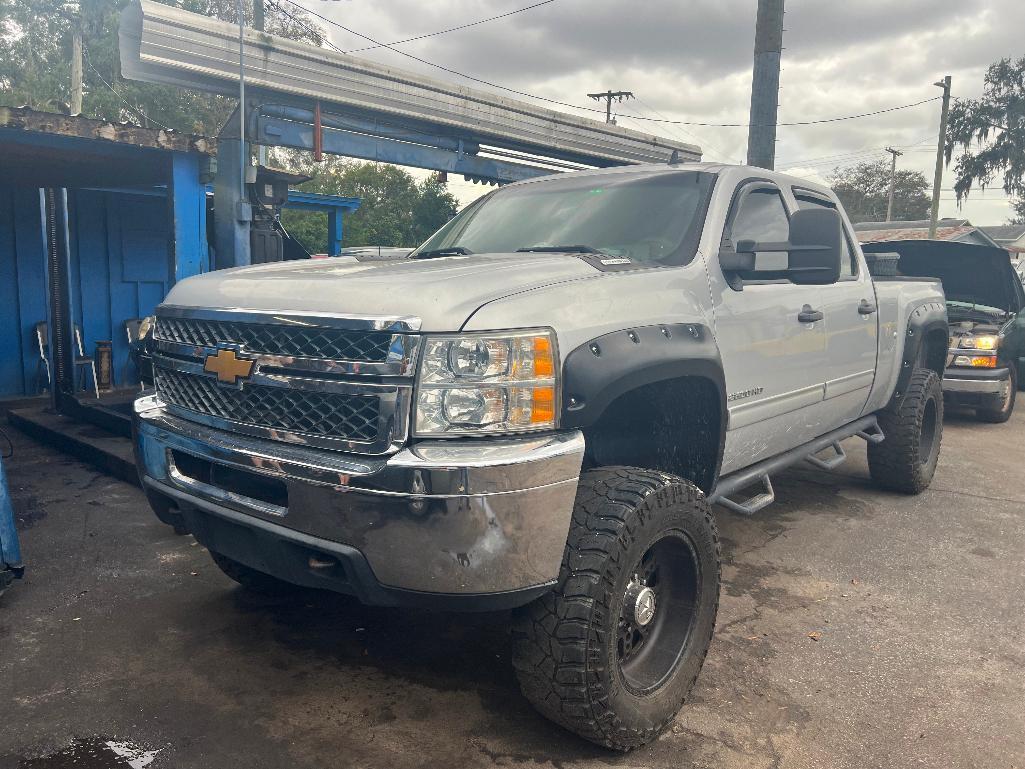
134, 163, 948, 750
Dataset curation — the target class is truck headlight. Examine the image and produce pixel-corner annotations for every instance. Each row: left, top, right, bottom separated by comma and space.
415, 330, 558, 436
958, 334, 999, 350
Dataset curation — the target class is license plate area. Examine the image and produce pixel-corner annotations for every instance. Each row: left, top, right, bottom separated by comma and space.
171, 449, 289, 512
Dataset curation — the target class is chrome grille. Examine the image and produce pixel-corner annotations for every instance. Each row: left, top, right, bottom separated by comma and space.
156, 366, 381, 442
151, 308, 419, 454
154, 316, 393, 362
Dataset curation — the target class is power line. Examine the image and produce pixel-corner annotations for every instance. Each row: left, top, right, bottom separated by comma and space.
82, 47, 173, 131
343, 0, 558, 53
276, 0, 944, 130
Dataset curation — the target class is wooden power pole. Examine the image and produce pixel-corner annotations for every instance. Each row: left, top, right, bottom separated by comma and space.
70, 15, 83, 115
587, 90, 634, 124
928, 76, 952, 239
884, 146, 903, 222
746, 0, 785, 169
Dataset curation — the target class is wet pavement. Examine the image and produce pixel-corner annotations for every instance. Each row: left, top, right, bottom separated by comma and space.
1, 406, 1023, 768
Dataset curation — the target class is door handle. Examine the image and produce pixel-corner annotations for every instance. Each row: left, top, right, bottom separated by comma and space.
798, 304, 823, 323
858, 299, 877, 315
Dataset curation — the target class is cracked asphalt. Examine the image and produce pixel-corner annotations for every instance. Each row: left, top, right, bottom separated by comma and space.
1, 405, 1023, 768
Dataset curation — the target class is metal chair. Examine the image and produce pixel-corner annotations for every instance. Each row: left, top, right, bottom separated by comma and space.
34, 322, 100, 399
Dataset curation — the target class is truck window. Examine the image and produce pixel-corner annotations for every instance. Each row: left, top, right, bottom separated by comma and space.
724, 187, 790, 277
793, 192, 858, 278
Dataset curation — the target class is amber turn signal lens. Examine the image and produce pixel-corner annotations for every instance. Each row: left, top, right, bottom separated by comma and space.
969, 356, 997, 368
533, 336, 554, 378
530, 386, 556, 424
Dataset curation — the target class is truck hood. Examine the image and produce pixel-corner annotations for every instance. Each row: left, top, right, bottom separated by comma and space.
863, 240, 1025, 313
162, 253, 600, 330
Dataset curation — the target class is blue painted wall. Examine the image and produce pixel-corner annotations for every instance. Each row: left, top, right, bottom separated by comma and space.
0, 186, 173, 396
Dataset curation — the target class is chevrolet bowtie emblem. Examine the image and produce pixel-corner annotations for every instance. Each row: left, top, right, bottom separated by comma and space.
204, 348, 255, 385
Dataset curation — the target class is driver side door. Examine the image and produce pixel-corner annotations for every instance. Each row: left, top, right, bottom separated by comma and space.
708, 181, 828, 475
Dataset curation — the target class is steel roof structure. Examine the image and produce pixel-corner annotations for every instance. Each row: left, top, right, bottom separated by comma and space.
119, 0, 700, 172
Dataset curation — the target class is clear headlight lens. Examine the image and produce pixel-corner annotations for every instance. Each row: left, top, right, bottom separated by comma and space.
137, 315, 155, 340
958, 334, 999, 350
415, 331, 557, 435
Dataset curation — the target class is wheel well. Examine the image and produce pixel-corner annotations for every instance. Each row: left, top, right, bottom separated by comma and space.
581, 376, 722, 493
922, 327, 947, 375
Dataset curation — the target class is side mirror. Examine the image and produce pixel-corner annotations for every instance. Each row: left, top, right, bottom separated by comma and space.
787, 208, 842, 285
718, 240, 755, 273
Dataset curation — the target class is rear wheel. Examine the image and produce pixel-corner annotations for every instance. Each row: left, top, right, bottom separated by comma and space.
208, 549, 298, 596
511, 467, 720, 750
868, 368, 943, 493
975, 367, 1016, 423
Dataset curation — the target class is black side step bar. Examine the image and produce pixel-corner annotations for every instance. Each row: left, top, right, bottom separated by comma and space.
708, 415, 885, 516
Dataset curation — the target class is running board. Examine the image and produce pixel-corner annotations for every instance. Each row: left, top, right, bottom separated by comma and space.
708, 415, 883, 516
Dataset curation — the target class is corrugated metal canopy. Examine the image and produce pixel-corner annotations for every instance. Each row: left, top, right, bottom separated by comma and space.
119, 0, 700, 168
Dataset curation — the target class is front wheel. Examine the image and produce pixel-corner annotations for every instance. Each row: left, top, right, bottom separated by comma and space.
868, 368, 943, 493
511, 467, 720, 751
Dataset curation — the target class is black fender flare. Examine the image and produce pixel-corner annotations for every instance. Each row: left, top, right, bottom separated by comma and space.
893, 299, 947, 403
560, 323, 727, 486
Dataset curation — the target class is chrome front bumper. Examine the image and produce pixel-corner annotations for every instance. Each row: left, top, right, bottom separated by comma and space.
133, 394, 584, 603
942, 367, 1011, 396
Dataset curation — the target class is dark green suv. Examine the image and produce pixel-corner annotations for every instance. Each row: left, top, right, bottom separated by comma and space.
864, 240, 1025, 423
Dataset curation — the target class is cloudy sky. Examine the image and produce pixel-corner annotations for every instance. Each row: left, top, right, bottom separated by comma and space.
306, 0, 1022, 222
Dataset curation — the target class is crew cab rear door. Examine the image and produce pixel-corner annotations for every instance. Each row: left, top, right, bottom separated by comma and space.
708, 180, 828, 474
793, 189, 878, 424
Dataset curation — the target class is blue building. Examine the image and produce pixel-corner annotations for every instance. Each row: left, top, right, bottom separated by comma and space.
0, 107, 358, 399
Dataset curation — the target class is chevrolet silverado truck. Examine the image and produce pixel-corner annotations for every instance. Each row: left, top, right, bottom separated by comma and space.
864, 240, 1025, 423
134, 163, 948, 750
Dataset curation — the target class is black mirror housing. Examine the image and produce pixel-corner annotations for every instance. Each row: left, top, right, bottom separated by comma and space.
787, 208, 843, 285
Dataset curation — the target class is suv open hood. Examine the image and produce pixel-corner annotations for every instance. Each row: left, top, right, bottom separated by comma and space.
863, 240, 1025, 313
161, 252, 600, 330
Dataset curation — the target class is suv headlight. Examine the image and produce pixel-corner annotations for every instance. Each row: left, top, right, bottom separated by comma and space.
958, 334, 999, 350
415, 330, 558, 436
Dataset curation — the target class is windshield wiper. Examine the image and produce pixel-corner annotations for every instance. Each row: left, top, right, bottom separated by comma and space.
414, 246, 473, 258
516, 245, 601, 254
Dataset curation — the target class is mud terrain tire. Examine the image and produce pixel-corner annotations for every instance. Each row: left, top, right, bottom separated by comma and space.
868, 368, 943, 493
511, 467, 720, 751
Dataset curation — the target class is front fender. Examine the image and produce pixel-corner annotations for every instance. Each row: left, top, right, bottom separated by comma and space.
560, 323, 726, 429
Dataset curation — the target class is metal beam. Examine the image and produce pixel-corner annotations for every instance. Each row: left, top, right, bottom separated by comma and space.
256, 113, 552, 184
119, 0, 700, 168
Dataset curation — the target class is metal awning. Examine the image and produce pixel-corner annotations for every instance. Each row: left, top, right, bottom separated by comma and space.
119, 0, 699, 168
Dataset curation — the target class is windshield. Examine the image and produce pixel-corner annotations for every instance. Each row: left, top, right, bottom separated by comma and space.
413, 170, 716, 266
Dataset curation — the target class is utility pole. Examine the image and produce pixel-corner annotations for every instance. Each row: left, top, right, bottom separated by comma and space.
746, 0, 785, 169
884, 146, 903, 222
928, 75, 952, 239
70, 12, 83, 114
253, 0, 264, 31
587, 90, 634, 124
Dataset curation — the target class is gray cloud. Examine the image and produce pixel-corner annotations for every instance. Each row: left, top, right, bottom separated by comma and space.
312, 0, 1025, 219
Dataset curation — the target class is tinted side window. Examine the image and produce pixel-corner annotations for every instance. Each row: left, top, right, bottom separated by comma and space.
794, 193, 857, 277
727, 188, 790, 273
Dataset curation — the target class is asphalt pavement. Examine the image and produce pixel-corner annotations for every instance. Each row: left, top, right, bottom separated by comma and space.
1, 405, 1023, 769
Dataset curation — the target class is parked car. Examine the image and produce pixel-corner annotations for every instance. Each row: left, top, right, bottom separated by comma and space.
134, 163, 948, 750
864, 240, 1025, 423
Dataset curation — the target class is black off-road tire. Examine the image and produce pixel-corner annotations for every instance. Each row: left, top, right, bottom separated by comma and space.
868, 368, 943, 494
975, 367, 1016, 423
208, 549, 298, 596
511, 467, 721, 751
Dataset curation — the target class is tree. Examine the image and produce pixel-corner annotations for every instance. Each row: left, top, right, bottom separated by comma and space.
828, 160, 931, 223
275, 154, 459, 251
946, 57, 1025, 207
1011, 198, 1025, 226
0, 0, 320, 133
